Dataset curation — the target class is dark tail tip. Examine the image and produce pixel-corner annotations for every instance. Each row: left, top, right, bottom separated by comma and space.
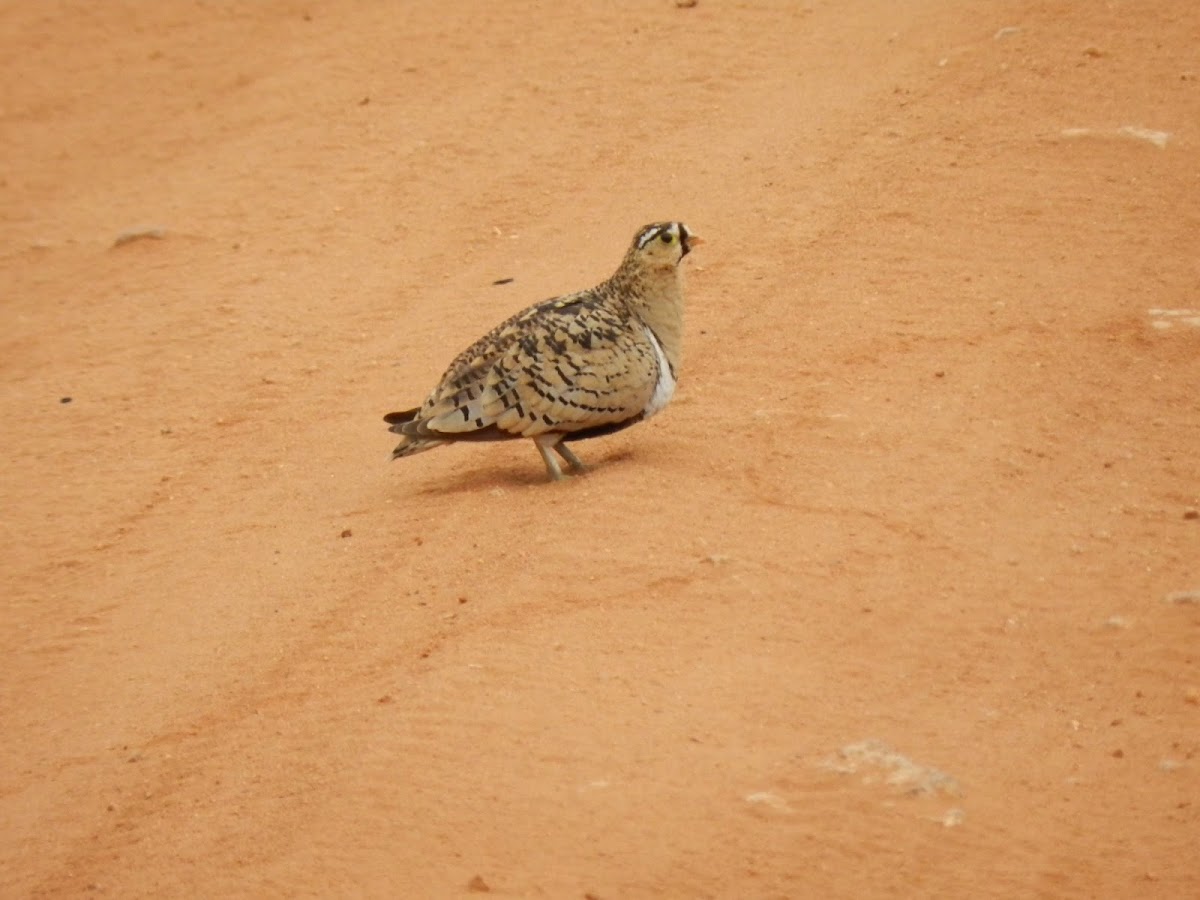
383, 407, 419, 426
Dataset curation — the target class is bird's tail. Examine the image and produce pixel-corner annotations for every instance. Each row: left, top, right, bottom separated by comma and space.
390, 437, 446, 459
384, 408, 420, 429
383, 408, 445, 460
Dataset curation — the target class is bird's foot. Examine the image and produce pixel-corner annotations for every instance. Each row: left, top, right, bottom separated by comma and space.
554, 443, 589, 475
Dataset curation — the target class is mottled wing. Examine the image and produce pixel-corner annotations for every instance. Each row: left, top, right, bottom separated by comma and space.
397, 294, 660, 442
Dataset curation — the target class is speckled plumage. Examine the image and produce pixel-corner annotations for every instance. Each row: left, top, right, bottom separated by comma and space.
384, 221, 701, 480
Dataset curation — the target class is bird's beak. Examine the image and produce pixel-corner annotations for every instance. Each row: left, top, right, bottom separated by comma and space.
682, 233, 704, 256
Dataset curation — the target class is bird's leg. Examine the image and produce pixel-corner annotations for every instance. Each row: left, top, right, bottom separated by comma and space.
532, 434, 567, 481
554, 442, 589, 475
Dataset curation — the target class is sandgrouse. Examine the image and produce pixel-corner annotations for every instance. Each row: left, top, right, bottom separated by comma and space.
383, 221, 701, 480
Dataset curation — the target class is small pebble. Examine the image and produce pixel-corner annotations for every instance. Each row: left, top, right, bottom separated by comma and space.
745, 791, 793, 813
1165, 590, 1200, 604
940, 807, 965, 827
112, 226, 167, 248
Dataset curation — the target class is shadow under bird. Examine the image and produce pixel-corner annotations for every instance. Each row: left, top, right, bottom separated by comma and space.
383, 221, 702, 481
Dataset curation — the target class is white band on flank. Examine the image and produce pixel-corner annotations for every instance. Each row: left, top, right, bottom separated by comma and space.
642, 325, 677, 418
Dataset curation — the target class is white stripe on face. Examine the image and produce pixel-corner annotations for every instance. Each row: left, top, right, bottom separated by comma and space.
636, 222, 675, 250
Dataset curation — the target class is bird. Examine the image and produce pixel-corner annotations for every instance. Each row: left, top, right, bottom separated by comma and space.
383, 221, 702, 481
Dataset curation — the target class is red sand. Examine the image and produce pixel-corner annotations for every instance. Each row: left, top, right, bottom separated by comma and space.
3, 2, 1198, 896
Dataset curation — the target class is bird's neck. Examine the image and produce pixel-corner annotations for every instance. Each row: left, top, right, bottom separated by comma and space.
610, 265, 686, 373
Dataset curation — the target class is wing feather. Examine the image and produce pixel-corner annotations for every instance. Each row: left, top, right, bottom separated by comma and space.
395, 292, 661, 442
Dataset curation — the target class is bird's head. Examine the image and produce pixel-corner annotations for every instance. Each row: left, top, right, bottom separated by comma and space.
623, 221, 703, 274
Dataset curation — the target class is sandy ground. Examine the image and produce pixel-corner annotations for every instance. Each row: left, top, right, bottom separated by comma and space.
3, 1, 1199, 897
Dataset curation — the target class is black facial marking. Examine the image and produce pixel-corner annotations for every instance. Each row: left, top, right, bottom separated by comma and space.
636, 224, 666, 250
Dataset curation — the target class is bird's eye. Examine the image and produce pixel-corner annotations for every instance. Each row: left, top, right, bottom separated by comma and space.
660, 231, 674, 244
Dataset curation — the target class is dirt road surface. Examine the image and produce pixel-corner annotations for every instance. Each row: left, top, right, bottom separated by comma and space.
3, 1, 1198, 897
